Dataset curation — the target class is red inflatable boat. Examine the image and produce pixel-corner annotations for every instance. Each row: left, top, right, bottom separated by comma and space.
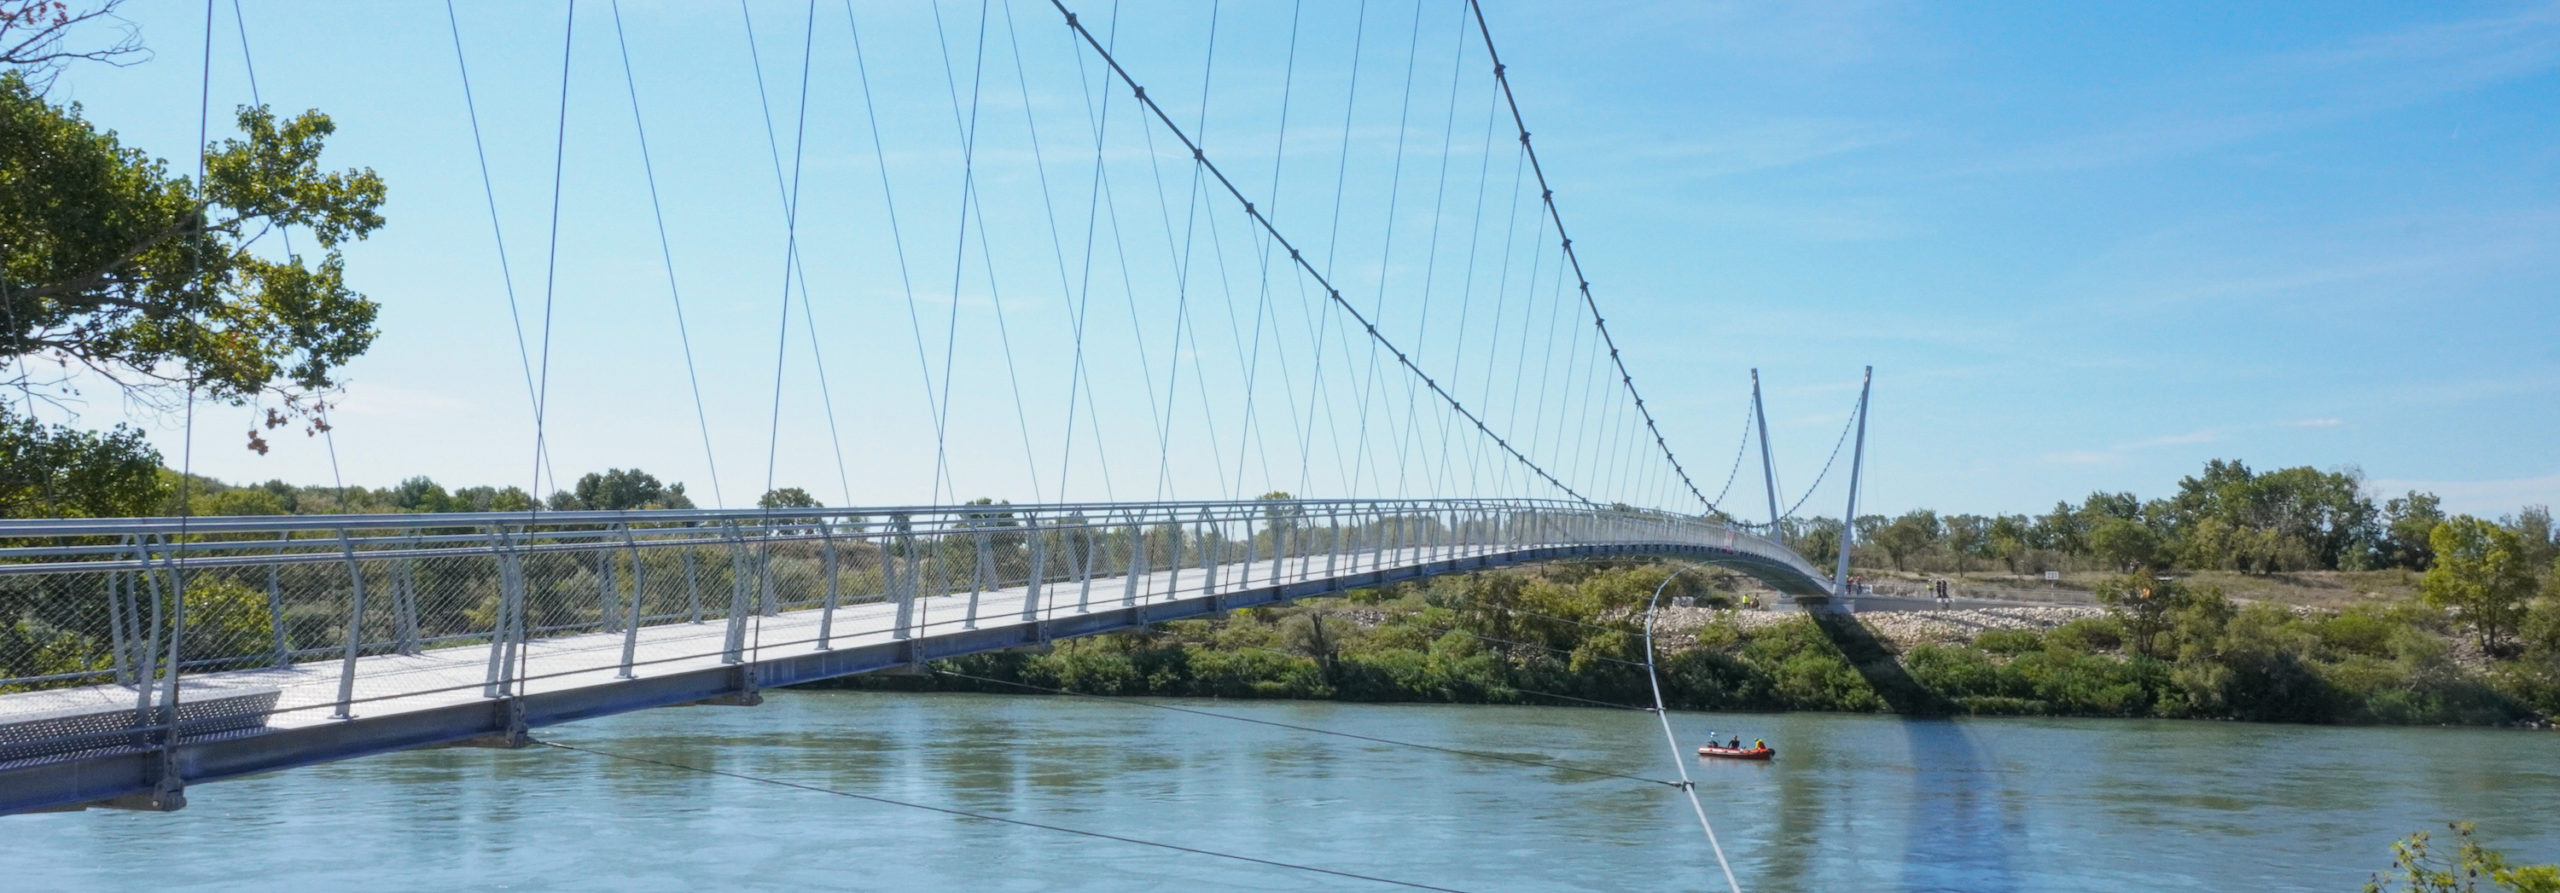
1696, 744, 1775, 760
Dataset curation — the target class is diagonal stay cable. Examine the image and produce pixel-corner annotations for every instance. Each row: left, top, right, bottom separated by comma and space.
608, 0, 726, 508
229, 0, 352, 511
541, 741, 1472, 893
1464, 0, 1713, 513
443, 0, 558, 495
991, 0, 1111, 505
527, 0, 578, 513
841, 1, 947, 506
1047, 0, 1590, 505
935, 669, 1676, 787
740, 0, 853, 507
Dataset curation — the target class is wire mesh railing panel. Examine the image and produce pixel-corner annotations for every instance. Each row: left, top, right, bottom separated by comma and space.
0, 499, 1820, 772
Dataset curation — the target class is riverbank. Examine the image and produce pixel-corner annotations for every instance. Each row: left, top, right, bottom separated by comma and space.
828, 560, 2560, 727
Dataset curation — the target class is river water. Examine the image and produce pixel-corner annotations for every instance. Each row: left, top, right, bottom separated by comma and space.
13, 691, 2557, 891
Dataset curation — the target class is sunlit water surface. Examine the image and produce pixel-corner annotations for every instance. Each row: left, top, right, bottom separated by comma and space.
12, 691, 2557, 891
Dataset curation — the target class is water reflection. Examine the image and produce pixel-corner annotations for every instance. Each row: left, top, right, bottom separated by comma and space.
1895, 719, 2023, 892
6, 692, 2556, 891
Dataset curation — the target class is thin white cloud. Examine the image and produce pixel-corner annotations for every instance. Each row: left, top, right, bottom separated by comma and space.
2130, 430, 2220, 448
2284, 418, 2344, 428
2042, 429, 2219, 466
2369, 473, 2560, 517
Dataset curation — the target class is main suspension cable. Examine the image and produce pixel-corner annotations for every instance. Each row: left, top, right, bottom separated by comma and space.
1464, 0, 1711, 512
1778, 391, 1861, 523
1048, 0, 1592, 505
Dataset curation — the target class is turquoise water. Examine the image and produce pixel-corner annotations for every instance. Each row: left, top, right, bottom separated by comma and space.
11, 692, 2557, 891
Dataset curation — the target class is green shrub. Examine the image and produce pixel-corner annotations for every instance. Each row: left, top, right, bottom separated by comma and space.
2046, 616, 2126, 653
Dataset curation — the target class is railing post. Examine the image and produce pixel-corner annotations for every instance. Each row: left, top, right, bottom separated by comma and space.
597, 543, 618, 634
482, 526, 525, 698
817, 519, 839, 651
1366, 506, 1381, 571
1164, 510, 1186, 603
1198, 509, 1219, 601
108, 557, 132, 685
1122, 512, 1147, 607
1228, 511, 1249, 588
1326, 507, 1342, 579
891, 514, 917, 639
149, 541, 188, 793
620, 525, 646, 676
394, 534, 420, 655
682, 546, 704, 624
1021, 512, 1046, 621
759, 540, 779, 618
720, 521, 752, 664
1274, 509, 1292, 584
127, 536, 162, 728
965, 519, 993, 630
266, 548, 290, 669
1075, 513, 1097, 613
332, 528, 368, 720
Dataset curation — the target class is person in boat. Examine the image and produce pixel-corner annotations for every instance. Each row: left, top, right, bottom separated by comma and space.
1753, 738, 1766, 751
1727, 736, 1741, 749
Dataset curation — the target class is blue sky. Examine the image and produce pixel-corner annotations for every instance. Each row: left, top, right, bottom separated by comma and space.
24, 0, 2560, 519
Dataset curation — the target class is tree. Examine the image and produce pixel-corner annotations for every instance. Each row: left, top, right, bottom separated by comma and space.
1943, 514, 1990, 574
1872, 513, 1935, 572
2422, 517, 2536, 656
4, 71, 385, 441
1987, 515, 2028, 573
0, 1, 146, 95
2096, 572, 2211, 660
2089, 518, 2161, 571
1256, 490, 1305, 532
1795, 519, 1841, 568
0, 402, 158, 517
390, 476, 451, 513
450, 484, 535, 512
2511, 506, 2555, 575
2381, 491, 2447, 570
758, 487, 819, 509
555, 468, 693, 511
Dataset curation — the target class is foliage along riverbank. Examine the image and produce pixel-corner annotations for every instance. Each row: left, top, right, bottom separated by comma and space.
832, 559, 2560, 727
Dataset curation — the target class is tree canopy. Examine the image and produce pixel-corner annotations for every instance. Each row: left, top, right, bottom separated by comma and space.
3, 72, 385, 414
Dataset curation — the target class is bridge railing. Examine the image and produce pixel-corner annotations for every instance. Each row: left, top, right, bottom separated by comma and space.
0, 498, 1817, 763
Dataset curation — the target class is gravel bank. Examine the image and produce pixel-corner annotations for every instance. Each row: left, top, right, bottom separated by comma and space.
1651, 604, 2106, 652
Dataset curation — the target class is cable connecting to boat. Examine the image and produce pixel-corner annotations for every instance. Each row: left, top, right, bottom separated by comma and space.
1643, 564, 1747, 893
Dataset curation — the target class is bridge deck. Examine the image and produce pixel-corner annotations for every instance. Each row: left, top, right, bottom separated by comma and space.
5, 546, 1441, 736
6, 536, 1814, 815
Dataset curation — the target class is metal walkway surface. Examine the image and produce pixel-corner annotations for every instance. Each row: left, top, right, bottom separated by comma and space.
0, 499, 1828, 815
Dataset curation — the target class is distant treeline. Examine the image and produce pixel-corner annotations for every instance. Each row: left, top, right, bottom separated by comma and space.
1782, 459, 2542, 577
153, 467, 718, 517
845, 558, 2560, 727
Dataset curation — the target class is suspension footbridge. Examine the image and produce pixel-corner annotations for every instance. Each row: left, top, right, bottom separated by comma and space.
4, 0, 1878, 825
0, 499, 1827, 815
